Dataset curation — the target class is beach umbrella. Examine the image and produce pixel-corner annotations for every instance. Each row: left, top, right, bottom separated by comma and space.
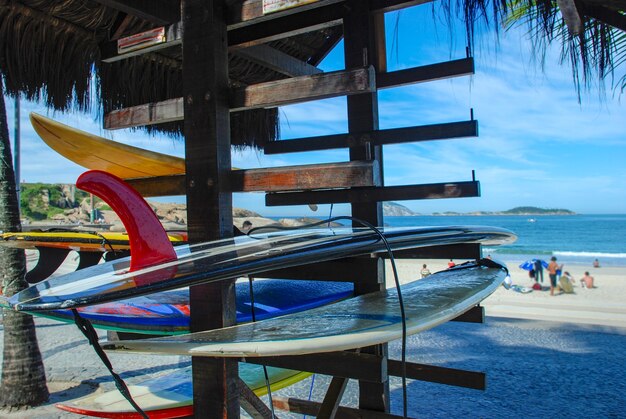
519, 259, 549, 271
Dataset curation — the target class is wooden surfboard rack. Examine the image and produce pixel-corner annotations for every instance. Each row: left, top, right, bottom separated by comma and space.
100, 1, 488, 417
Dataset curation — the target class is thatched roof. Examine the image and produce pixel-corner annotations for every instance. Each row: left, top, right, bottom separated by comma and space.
1, 0, 624, 148
0, 0, 343, 148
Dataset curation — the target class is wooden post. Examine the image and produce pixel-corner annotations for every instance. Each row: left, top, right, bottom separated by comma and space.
182, 0, 239, 417
344, 0, 389, 413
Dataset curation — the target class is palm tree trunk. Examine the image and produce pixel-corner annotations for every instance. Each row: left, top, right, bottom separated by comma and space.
0, 81, 49, 408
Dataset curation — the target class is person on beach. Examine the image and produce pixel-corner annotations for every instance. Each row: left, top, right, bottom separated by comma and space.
448, 259, 455, 268
547, 256, 564, 296
420, 264, 431, 278
580, 272, 595, 289
593, 259, 600, 268
534, 259, 544, 283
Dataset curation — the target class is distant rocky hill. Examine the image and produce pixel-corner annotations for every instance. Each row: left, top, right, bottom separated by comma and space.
383, 202, 418, 216
433, 206, 576, 216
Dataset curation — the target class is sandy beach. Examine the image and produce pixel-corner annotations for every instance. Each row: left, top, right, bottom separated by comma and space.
1, 254, 625, 417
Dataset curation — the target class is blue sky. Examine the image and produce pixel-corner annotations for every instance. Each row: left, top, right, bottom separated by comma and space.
4, 5, 625, 216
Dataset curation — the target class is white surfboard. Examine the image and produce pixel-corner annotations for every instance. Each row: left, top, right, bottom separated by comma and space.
104, 260, 507, 357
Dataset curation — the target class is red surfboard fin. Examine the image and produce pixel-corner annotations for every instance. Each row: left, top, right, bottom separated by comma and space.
76, 170, 177, 272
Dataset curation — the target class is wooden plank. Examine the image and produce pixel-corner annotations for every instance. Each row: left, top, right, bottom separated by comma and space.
101, 22, 182, 63
104, 67, 375, 129
264, 120, 479, 154
125, 175, 186, 197
261, 258, 382, 282
104, 98, 184, 130
244, 351, 386, 382
183, 0, 238, 417
92, 0, 179, 25
238, 378, 274, 419
272, 397, 410, 419
377, 57, 474, 89
584, 4, 626, 33
317, 377, 348, 419
452, 305, 484, 324
230, 66, 375, 112
265, 181, 481, 206
230, 160, 379, 192
233, 44, 322, 77
387, 360, 486, 390
125, 161, 378, 196
386, 243, 482, 260
229, 0, 433, 27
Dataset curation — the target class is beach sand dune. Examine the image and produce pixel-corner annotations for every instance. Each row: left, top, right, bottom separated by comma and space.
1, 256, 624, 417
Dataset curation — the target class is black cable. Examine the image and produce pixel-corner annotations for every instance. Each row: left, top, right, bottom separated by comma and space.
248, 215, 409, 418
71, 309, 149, 419
247, 276, 276, 419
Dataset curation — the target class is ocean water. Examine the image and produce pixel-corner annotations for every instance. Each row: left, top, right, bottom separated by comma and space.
270, 214, 626, 267
383, 214, 626, 267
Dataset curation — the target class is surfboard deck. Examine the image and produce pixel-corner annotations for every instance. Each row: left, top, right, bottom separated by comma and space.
1, 230, 187, 252
30, 113, 185, 179
7, 226, 515, 312
55, 363, 310, 418
31, 280, 353, 335
103, 260, 508, 357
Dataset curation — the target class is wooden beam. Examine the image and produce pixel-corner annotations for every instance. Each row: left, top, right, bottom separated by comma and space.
264, 120, 478, 154
233, 44, 322, 77
183, 0, 238, 417
91, 0, 179, 25
387, 360, 486, 390
238, 378, 274, 419
452, 305, 485, 323
317, 377, 348, 418
230, 65, 375, 111
261, 257, 382, 282
230, 160, 379, 192
104, 98, 184, 130
265, 181, 481, 206
126, 161, 379, 196
386, 243, 482, 260
272, 397, 409, 419
245, 350, 386, 382
377, 58, 474, 89
584, 4, 626, 33
104, 67, 375, 129
101, 22, 183, 63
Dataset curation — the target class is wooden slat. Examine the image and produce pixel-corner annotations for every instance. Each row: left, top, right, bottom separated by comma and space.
387, 360, 486, 390
318, 377, 348, 419
230, 66, 375, 112
238, 378, 274, 419
377, 57, 474, 90
101, 22, 182, 63
452, 305, 485, 323
264, 120, 478, 154
104, 67, 375, 129
261, 257, 381, 282
387, 243, 481, 260
233, 44, 322, 77
272, 396, 410, 419
92, 0, 179, 25
245, 350, 386, 382
231, 160, 379, 192
265, 181, 481, 206
125, 161, 378, 197
229, 0, 433, 27
105, 98, 184, 130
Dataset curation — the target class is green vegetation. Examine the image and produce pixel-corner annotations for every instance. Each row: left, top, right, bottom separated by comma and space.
19, 183, 104, 221
501, 207, 575, 215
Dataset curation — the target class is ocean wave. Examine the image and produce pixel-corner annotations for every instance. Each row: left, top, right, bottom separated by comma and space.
553, 251, 626, 259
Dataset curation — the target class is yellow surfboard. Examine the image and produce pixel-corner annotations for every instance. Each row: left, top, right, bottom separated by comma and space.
30, 113, 185, 179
